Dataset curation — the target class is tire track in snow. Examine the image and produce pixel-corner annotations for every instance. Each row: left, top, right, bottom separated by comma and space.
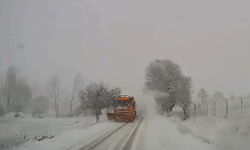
79, 113, 145, 150
121, 116, 144, 150
79, 123, 127, 150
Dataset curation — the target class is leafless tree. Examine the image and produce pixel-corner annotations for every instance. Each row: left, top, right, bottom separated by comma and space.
29, 83, 40, 114
0, 66, 33, 113
0, 81, 5, 115
3, 66, 18, 111
198, 88, 209, 105
0, 81, 4, 103
11, 78, 32, 112
50, 74, 60, 118
69, 73, 82, 116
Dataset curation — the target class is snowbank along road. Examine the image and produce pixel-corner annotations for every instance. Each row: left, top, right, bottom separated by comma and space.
77, 110, 147, 150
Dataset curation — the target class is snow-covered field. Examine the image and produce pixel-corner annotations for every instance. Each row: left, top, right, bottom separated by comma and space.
198, 99, 250, 118
145, 115, 215, 150
0, 113, 112, 150
183, 116, 250, 150
7, 121, 122, 150
166, 101, 250, 150
2, 100, 250, 150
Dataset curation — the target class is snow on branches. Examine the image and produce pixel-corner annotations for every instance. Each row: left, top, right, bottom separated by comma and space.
145, 59, 192, 119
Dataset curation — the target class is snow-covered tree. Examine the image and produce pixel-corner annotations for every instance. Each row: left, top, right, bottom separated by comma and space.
0, 66, 35, 113
69, 73, 83, 116
145, 59, 186, 113
78, 82, 109, 123
0, 81, 5, 116
50, 74, 60, 118
176, 76, 193, 120
11, 78, 32, 112
145, 59, 182, 93
77, 81, 122, 123
154, 91, 170, 114
198, 88, 209, 105
105, 86, 122, 108
3, 66, 18, 111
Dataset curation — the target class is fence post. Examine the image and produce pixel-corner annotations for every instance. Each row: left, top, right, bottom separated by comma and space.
239, 96, 243, 116
206, 104, 208, 115
225, 98, 228, 117
193, 103, 197, 116
211, 103, 214, 116
213, 101, 216, 116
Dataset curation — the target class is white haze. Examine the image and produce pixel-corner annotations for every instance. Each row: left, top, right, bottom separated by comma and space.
1, 0, 250, 100
2, 2, 250, 150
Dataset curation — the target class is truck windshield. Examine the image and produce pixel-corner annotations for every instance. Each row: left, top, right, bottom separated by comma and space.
116, 100, 130, 108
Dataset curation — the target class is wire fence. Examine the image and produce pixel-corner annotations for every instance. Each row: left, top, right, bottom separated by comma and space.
189, 97, 250, 118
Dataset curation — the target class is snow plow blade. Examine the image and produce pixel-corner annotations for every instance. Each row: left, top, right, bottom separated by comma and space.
107, 95, 137, 123
107, 112, 136, 123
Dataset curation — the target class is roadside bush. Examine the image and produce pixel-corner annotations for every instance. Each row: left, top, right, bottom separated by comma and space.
0, 103, 5, 116
14, 112, 20, 118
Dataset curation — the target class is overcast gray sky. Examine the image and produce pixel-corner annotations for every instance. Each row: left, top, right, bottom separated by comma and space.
1, 0, 250, 97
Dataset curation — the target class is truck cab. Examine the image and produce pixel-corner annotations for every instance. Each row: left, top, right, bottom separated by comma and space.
107, 95, 137, 123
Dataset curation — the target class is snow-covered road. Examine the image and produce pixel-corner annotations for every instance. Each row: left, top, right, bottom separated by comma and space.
70, 112, 216, 150
80, 117, 145, 150
3, 112, 223, 150
144, 115, 215, 150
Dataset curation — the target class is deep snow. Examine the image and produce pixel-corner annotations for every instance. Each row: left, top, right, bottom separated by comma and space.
164, 101, 250, 150
0, 113, 111, 150
182, 116, 250, 150
2, 101, 250, 150
7, 122, 123, 150
143, 98, 250, 150
144, 115, 215, 150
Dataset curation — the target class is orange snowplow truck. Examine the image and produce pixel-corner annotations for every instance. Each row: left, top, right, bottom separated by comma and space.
107, 95, 137, 123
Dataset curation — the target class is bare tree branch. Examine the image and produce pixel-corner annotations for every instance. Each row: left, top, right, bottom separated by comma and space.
77, 81, 122, 123
144, 58, 192, 119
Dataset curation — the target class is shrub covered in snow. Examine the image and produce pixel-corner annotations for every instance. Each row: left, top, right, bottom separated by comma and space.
2, 112, 34, 120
